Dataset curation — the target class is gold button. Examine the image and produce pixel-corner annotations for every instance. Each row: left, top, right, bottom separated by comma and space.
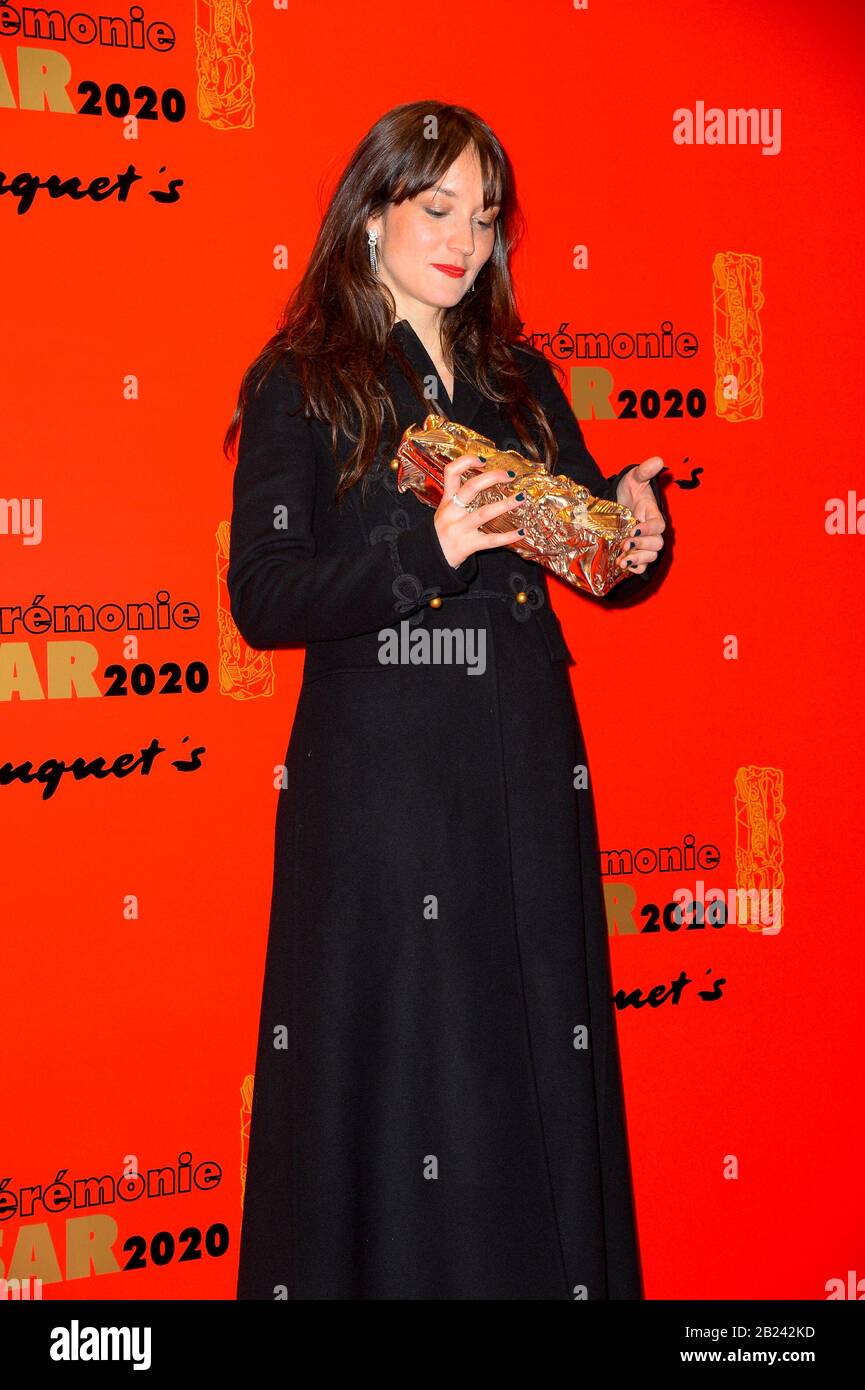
390, 458, 399, 470
429, 596, 443, 609
515, 590, 527, 604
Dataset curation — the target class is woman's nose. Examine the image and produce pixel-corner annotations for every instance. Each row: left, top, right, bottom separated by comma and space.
448, 226, 475, 256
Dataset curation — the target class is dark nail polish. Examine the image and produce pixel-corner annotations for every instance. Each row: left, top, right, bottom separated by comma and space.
634, 528, 641, 536
516, 492, 525, 500
507, 469, 516, 477
629, 540, 635, 549
518, 528, 525, 536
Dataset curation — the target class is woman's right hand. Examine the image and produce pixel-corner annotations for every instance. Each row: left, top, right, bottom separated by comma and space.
433, 456, 529, 570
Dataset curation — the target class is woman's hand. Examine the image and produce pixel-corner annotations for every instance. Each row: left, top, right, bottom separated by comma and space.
614, 457, 667, 575
433, 456, 529, 569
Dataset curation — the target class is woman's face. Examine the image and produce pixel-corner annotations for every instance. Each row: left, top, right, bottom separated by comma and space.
367, 145, 500, 322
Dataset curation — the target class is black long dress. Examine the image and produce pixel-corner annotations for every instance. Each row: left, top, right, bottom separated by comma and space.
228, 319, 666, 1300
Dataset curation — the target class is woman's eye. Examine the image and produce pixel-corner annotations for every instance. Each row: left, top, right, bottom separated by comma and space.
424, 207, 495, 230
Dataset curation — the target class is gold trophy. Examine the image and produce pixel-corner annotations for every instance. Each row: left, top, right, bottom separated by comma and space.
393, 414, 638, 597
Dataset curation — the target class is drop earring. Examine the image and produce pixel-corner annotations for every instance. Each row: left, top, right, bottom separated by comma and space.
367, 229, 378, 273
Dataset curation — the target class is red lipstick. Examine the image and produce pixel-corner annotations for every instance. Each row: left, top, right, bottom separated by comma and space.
432, 264, 466, 278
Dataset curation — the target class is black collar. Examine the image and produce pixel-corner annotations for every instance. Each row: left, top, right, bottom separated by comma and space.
390, 318, 485, 431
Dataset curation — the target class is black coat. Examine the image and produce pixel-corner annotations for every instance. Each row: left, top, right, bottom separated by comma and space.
228, 319, 667, 1300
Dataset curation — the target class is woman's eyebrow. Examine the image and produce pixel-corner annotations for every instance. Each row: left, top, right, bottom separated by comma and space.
430, 185, 502, 210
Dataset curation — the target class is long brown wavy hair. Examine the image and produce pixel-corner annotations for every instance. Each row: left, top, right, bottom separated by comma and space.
223, 100, 560, 505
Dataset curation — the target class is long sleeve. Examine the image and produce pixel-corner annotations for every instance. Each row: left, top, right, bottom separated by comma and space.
226, 363, 479, 649
520, 351, 668, 602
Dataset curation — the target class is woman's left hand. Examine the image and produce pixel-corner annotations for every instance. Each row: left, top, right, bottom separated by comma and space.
614, 457, 667, 574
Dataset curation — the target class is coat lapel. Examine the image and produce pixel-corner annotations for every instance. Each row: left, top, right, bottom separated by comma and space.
389, 318, 485, 433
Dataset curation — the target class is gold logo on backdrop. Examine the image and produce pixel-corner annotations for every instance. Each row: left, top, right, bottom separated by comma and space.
713, 252, 764, 420
734, 765, 785, 933
217, 521, 275, 696
240, 1074, 253, 1209
195, 0, 255, 129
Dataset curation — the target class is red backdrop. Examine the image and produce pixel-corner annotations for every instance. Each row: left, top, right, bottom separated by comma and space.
2, 0, 863, 1300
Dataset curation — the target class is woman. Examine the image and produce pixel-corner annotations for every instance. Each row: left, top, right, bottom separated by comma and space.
226, 100, 667, 1301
